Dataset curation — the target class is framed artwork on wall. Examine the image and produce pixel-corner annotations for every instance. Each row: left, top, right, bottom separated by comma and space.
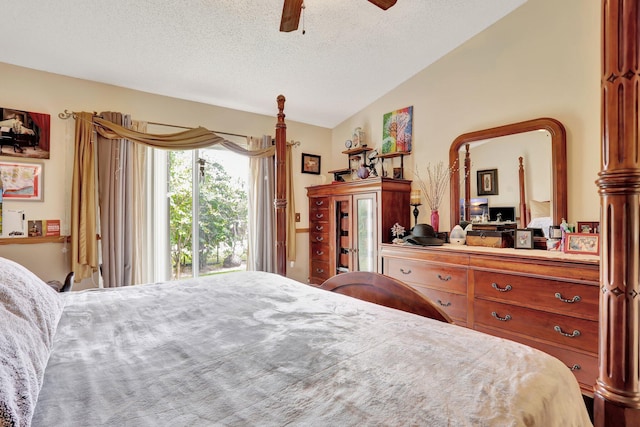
0, 160, 44, 201
477, 169, 499, 196
301, 153, 321, 175
382, 106, 413, 154
0, 107, 50, 159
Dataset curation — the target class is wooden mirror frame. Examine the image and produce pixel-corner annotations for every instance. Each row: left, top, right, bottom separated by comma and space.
448, 117, 567, 228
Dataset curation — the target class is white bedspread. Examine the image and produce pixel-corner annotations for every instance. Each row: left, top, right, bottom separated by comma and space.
33, 271, 591, 426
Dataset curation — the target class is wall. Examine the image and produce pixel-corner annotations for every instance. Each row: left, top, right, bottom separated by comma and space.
329, 0, 600, 232
0, 62, 331, 286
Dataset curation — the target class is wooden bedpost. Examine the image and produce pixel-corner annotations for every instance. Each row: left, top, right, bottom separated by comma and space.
594, 1, 640, 425
518, 157, 527, 228
275, 95, 287, 276
464, 144, 471, 222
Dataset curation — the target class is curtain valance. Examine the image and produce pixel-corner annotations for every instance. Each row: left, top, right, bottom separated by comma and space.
91, 116, 275, 157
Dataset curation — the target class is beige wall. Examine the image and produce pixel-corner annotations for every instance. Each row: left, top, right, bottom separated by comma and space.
0, 62, 331, 285
0, 0, 601, 286
329, 0, 600, 231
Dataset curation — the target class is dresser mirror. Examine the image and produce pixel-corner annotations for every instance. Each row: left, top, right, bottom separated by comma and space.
448, 118, 567, 229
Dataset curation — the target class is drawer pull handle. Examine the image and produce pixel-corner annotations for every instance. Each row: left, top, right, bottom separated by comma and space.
437, 300, 451, 307
399, 268, 412, 275
437, 274, 452, 281
555, 292, 581, 303
491, 283, 513, 292
316, 268, 324, 274
316, 250, 324, 256
315, 213, 324, 219
315, 200, 324, 206
315, 236, 324, 242
568, 364, 581, 371
315, 225, 324, 231
554, 326, 581, 338
491, 311, 512, 322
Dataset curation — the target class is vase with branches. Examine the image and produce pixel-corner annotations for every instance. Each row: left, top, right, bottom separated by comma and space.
412, 160, 456, 232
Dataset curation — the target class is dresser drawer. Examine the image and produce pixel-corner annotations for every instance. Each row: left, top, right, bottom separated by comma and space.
474, 324, 598, 395
310, 232, 330, 244
309, 197, 329, 212
411, 284, 467, 324
474, 300, 598, 353
474, 270, 598, 321
310, 242, 330, 260
385, 258, 467, 294
310, 260, 331, 281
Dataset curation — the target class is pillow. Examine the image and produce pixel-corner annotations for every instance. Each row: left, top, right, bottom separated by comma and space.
0, 257, 64, 427
529, 200, 550, 220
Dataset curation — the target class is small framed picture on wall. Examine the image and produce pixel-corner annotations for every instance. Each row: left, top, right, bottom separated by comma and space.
477, 169, 499, 196
301, 153, 321, 175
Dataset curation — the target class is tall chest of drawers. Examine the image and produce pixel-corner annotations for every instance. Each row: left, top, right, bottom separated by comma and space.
380, 243, 599, 396
307, 178, 411, 285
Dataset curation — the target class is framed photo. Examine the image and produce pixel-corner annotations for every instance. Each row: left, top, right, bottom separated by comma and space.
0, 160, 43, 201
577, 221, 600, 234
301, 153, 321, 175
515, 228, 534, 249
0, 107, 50, 159
477, 169, 499, 196
564, 232, 600, 255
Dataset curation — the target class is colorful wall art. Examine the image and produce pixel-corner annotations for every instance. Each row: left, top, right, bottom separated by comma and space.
382, 106, 413, 154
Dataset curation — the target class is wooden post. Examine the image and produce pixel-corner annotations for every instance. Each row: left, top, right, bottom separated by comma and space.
594, 1, 640, 425
518, 157, 527, 228
275, 95, 287, 276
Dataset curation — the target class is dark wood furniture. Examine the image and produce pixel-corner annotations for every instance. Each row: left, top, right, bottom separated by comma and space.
380, 243, 599, 396
319, 271, 452, 323
595, 2, 640, 425
306, 178, 411, 284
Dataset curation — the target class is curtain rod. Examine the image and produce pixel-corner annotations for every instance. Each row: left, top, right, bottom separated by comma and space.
57, 110, 248, 139
146, 121, 248, 139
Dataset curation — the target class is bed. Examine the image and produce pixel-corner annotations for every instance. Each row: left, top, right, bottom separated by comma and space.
0, 256, 592, 426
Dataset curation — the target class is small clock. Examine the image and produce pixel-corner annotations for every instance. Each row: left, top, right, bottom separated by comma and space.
345, 140, 353, 149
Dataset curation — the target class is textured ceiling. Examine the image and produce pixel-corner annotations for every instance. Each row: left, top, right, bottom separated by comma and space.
0, 0, 526, 128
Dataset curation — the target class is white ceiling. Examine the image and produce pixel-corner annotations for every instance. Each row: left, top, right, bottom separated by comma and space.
0, 0, 526, 128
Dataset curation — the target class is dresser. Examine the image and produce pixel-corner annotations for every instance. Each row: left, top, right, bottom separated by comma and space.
307, 178, 411, 285
380, 243, 599, 396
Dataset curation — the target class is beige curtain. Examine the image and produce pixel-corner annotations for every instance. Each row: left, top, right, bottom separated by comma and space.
97, 112, 133, 287
131, 121, 149, 284
71, 112, 99, 282
247, 136, 276, 272
71, 113, 277, 283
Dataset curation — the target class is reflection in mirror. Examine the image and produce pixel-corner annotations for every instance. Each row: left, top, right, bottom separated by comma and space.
460, 131, 551, 222
449, 118, 567, 232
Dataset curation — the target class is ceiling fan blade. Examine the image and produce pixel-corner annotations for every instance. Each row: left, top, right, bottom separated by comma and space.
368, 0, 397, 10
280, 0, 304, 32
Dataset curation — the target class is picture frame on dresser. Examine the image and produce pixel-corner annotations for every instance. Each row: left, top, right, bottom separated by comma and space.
564, 233, 600, 255
514, 229, 534, 249
577, 221, 600, 234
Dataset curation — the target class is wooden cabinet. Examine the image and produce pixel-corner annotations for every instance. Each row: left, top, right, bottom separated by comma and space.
380, 243, 599, 396
307, 178, 410, 285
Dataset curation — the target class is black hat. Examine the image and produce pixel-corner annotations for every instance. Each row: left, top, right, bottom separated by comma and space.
403, 223, 445, 246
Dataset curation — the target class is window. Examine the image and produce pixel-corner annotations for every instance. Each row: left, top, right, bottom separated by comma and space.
150, 131, 249, 281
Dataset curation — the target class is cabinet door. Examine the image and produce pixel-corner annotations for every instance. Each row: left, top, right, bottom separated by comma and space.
334, 196, 352, 274
353, 193, 377, 272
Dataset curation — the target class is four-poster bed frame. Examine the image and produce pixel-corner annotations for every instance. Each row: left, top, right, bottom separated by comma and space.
595, 1, 640, 424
